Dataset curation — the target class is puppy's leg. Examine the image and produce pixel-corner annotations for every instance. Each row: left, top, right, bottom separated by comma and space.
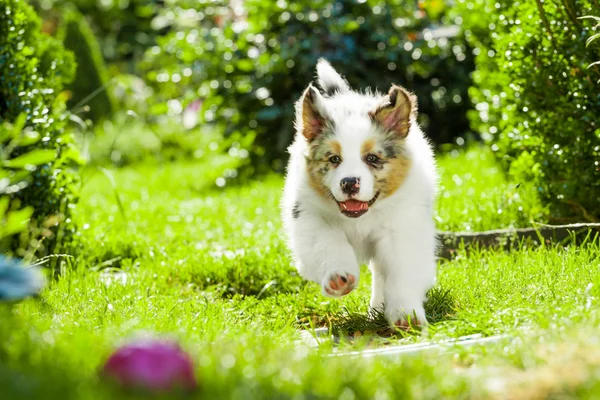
290, 214, 360, 297
374, 209, 436, 328
368, 261, 385, 312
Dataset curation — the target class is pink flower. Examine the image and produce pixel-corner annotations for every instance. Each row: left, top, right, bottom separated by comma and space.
103, 340, 197, 392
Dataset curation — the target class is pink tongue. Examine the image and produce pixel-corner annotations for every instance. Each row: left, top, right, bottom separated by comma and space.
341, 200, 368, 212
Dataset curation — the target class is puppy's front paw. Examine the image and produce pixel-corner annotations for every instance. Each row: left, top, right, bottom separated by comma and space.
385, 306, 427, 331
322, 271, 357, 297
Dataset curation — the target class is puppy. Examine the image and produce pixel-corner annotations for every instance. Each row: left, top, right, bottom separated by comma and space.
281, 59, 438, 328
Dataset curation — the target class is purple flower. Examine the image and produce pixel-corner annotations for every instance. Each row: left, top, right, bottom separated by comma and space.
103, 340, 197, 392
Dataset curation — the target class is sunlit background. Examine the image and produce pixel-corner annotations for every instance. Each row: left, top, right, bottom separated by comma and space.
1, 0, 600, 398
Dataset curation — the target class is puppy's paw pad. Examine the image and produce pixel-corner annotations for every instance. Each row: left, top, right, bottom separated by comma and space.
392, 316, 427, 332
394, 319, 411, 330
386, 308, 427, 331
323, 272, 356, 297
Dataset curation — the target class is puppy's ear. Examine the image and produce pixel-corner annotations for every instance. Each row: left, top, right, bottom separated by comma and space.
369, 85, 417, 138
316, 58, 350, 96
296, 84, 329, 142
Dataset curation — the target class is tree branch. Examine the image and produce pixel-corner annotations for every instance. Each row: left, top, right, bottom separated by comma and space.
562, 0, 582, 28
535, 0, 554, 38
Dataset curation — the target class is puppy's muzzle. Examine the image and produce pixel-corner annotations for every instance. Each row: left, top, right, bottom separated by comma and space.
340, 177, 360, 195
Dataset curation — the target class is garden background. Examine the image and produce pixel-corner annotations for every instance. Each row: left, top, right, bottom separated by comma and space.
1, 0, 600, 398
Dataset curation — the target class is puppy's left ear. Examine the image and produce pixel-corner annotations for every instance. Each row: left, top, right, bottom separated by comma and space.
296, 84, 329, 142
369, 85, 417, 138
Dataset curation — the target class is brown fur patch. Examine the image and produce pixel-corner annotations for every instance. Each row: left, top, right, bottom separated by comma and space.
301, 86, 326, 142
329, 140, 342, 156
308, 174, 331, 200
361, 138, 376, 156
375, 156, 412, 199
302, 104, 323, 142
305, 137, 340, 201
362, 133, 411, 197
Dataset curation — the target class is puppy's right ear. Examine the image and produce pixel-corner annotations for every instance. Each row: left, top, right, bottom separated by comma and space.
369, 84, 416, 138
296, 84, 329, 142
316, 58, 350, 96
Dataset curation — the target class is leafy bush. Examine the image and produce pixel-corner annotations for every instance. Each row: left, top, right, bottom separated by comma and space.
143, 0, 475, 175
457, 0, 600, 222
80, 112, 236, 168
0, 0, 82, 257
32, 0, 165, 67
56, 4, 115, 122
1, 119, 36, 250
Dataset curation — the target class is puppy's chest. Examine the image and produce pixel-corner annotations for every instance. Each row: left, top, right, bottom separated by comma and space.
339, 224, 382, 263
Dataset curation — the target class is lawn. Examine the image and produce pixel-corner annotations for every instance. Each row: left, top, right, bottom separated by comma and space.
2, 146, 600, 399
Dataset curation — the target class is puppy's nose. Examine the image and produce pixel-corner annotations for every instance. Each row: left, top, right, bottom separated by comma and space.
340, 177, 360, 195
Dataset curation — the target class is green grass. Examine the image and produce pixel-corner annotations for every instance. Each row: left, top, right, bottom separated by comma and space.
3, 146, 600, 399
435, 147, 547, 231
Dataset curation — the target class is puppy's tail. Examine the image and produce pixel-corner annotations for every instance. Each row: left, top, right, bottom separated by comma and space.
316, 58, 350, 96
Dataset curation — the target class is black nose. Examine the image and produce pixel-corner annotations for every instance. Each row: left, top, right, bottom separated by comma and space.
340, 177, 360, 195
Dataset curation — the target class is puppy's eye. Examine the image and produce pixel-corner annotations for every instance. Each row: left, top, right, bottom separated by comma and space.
329, 155, 341, 164
366, 154, 380, 164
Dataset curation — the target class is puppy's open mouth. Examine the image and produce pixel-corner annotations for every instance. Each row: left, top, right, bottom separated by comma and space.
337, 192, 380, 218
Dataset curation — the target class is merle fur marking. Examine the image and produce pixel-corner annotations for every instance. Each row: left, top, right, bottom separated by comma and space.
321, 84, 340, 97
368, 159, 386, 171
292, 202, 301, 219
383, 144, 399, 159
318, 164, 331, 175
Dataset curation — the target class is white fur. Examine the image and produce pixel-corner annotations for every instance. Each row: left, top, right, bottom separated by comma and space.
316, 58, 350, 95
281, 62, 438, 327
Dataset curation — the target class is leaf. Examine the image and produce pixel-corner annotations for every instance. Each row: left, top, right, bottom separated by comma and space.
236, 59, 254, 72
5, 170, 31, 186
57, 146, 86, 166
16, 129, 41, 147
0, 114, 27, 143
587, 61, 600, 69
69, 113, 87, 130
56, 90, 72, 103
0, 197, 9, 218
586, 33, 600, 47
2, 207, 34, 236
0, 206, 33, 238
149, 102, 169, 115
3, 149, 57, 168
579, 16, 600, 22
343, 20, 360, 33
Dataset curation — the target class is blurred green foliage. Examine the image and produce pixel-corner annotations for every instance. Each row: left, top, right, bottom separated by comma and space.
78, 113, 235, 168
32, 0, 164, 68
30, 0, 205, 168
456, 0, 600, 222
56, 4, 115, 122
11, 0, 600, 225
0, 0, 82, 257
583, 15, 600, 68
142, 0, 475, 175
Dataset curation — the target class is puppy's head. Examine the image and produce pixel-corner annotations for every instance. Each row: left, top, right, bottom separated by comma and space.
295, 59, 416, 218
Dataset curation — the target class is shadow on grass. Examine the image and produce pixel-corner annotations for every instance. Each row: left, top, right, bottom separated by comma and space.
299, 286, 459, 340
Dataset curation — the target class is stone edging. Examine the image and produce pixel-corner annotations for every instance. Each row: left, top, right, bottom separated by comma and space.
438, 222, 600, 260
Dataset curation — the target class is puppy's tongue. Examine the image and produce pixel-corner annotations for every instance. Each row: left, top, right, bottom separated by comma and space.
339, 200, 368, 212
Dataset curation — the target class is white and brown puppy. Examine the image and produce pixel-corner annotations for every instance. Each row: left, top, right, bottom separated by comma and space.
281, 59, 438, 328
